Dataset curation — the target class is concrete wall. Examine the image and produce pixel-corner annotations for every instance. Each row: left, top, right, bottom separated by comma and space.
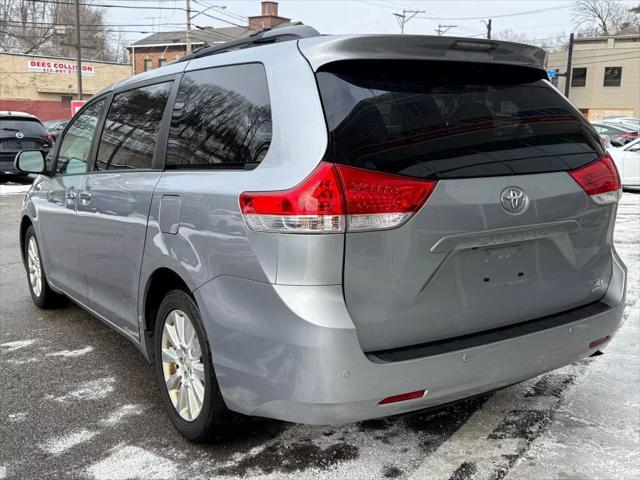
548, 36, 640, 121
0, 53, 130, 121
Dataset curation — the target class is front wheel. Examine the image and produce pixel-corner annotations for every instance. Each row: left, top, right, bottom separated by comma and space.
153, 289, 237, 442
23, 226, 62, 308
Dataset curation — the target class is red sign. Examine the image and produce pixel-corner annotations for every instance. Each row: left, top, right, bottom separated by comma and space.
27, 60, 95, 76
71, 101, 86, 116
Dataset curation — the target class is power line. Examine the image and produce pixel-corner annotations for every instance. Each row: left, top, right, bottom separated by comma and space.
415, 4, 572, 21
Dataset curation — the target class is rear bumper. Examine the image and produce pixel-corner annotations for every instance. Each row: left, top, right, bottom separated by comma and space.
194, 250, 626, 425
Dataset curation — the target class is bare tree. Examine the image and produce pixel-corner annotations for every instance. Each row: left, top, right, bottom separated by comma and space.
0, 0, 117, 60
494, 30, 568, 53
572, 0, 638, 36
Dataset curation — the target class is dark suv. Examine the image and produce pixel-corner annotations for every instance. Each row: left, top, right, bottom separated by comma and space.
0, 112, 52, 174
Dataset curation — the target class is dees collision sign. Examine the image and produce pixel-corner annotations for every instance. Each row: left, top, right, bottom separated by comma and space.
27, 60, 95, 76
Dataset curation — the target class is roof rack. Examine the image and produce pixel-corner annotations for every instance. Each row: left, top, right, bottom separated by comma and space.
175, 25, 321, 63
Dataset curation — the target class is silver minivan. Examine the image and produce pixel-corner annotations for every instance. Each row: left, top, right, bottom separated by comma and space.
16, 28, 627, 442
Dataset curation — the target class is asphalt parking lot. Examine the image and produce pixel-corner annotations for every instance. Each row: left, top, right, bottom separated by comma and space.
1, 177, 638, 480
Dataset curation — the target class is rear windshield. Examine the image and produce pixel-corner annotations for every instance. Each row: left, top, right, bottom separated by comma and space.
316, 61, 603, 179
0, 118, 47, 137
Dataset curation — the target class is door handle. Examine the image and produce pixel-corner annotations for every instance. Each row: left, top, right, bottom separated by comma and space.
79, 191, 92, 205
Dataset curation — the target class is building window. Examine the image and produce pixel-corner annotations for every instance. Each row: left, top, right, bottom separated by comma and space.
603, 66, 622, 87
571, 67, 587, 87
550, 69, 559, 86
158, 58, 166, 67
143, 59, 152, 71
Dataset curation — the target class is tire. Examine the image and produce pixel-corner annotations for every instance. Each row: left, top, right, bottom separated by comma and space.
23, 226, 62, 308
153, 289, 237, 442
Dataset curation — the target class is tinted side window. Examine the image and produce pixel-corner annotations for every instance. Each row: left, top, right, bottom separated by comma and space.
96, 82, 171, 171
56, 99, 105, 175
166, 63, 272, 168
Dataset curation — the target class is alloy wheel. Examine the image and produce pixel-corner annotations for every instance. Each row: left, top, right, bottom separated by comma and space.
27, 236, 42, 297
161, 309, 206, 421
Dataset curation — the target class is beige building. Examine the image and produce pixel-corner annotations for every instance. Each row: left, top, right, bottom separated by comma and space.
547, 34, 640, 121
0, 52, 130, 121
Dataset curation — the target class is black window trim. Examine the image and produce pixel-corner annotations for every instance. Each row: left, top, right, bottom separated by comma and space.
88, 73, 181, 174
162, 61, 272, 172
603, 66, 622, 87
571, 67, 587, 87
51, 93, 111, 177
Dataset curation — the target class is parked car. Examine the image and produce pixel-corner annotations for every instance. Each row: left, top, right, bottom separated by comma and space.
591, 121, 639, 146
602, 117, 640, 130
15, 28, 627, 442
609, 138, 640, 190
0, 112, 52, 174
43, 119, 69, 141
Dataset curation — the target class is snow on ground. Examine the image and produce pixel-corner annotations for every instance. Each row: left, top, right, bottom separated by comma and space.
46, 346, 94, 358
503, 192, 640, 480
85, 445, 179, 480
50, 377, 116, 403
40, 430, 98, 456
0, 183, 31, 195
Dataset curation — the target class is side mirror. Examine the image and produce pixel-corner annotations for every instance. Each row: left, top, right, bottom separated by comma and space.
15, 150, 47, 174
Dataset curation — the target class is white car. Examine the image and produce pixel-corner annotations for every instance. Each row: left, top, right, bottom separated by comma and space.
609, 139, 640, 190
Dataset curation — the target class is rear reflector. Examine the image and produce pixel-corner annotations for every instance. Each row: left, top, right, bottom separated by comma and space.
240, 162, 437, 233
589, 335, 610, 349
569, 152, 621, 205
379, 389, 426, 405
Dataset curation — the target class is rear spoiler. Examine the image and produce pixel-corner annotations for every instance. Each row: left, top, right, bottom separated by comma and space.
298, 35, 547, 72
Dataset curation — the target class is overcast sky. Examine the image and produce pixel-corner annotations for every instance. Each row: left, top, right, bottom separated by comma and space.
106, 0, 639, 45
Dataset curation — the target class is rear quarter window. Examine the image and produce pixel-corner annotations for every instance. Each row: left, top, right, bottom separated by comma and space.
316, 60, 603, 179
165, 63, 272, 169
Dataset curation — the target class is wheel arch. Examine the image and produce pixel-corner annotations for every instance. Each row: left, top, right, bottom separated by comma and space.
19, 215, 34, 264
142, 267, 192, 362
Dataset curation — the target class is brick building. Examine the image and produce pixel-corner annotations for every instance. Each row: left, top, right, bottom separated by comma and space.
0, 52, 130, 121
128, 1, 298, 74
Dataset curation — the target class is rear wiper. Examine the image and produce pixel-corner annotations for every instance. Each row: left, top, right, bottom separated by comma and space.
1, 128, 20, 132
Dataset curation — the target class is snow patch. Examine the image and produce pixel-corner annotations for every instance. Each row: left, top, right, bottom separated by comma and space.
8, 412, 27, 423
46, 346, 94, 358
86, 446, 178, 480
100, 404, 144, 427
0, 464, 7, 479
3, 357, 40, 365
0, 184, 31, 196
0, 339, 36, 353
40, 430, 98, 456
52, 377, 115, 402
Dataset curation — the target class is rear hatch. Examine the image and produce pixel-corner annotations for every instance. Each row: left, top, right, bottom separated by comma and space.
0, 117, 51, 154
315, 60, 620, 352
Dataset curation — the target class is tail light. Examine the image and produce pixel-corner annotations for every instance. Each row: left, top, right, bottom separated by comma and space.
41, 133, 54, 144
239, 162, 437, 233
569, 152, 621, 205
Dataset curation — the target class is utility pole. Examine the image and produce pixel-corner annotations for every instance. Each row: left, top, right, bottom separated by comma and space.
393, 9, 425, 34
482, 18, 492, 39
564, 33, 574, 98
435, 24, 457, 36
74, 0, 83, 100
185, 0, 192, 54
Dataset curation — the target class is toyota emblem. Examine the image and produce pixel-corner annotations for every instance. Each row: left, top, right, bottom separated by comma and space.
500, 186, 529, 215
15, 132, 24, 139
